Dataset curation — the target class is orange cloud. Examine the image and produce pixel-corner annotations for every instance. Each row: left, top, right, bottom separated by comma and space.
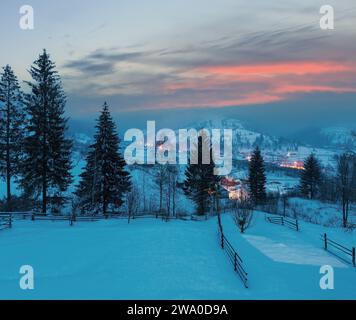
198, 61, 353, 76
125, 60, 356, 111
154, 60, 356, 109
275, 85, 356, 94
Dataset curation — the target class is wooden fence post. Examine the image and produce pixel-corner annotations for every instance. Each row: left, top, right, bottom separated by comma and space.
324, 233, 328, 250
9, 214, 12, 228
296, 220, 299, 231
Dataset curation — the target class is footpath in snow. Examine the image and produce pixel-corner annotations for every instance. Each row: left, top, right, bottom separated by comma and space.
221, 212, 356, 299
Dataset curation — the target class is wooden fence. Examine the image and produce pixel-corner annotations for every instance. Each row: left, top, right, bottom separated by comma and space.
0, 211, 183, 226
0, 213, 12, 230
217, 222, 248, 288
321, 233, 355, 267
265, 214, 299, 231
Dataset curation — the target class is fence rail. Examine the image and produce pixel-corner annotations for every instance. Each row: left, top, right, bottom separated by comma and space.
217, 222, 248, 288
0, 213, 12, 230
0, 211, 182, 226
265, 214, 299, 231
0, 212, 33, 220
321, 233, 355, 267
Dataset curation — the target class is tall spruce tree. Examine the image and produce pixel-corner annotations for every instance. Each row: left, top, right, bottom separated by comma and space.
21, 50, 72, 213
183, 135, 220, 215
0, 65, 25, 211
299, 153, 321, 199
75, 103, 131, 215
248, 146, 266, 205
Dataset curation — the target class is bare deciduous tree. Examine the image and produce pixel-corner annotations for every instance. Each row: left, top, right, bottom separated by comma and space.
155, 164, 168, 218
165, 165, 179, 220
232, 199, 254, 233
126, 186, 140, 223
337, 153, 355, 228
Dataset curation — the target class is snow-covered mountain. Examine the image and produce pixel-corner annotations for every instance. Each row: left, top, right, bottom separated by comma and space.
190, 119, 355, 169
70, 118, 349, 175
320, 127, 356, 149
189, 118, 298, 152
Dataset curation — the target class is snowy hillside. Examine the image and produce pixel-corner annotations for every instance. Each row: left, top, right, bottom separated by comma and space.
1, 213, 355, 299
321, 127, 356, 149
0, 119, 347, 203
179, 118, 342, 170
188, 118, 296, 154
286, 198, 356, 227
68, 118, 349, 177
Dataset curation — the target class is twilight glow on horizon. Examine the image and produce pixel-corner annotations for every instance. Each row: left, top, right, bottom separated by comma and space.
0, 0, 356, 117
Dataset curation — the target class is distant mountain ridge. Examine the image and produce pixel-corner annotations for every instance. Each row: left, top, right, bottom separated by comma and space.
320, 127, 356, 149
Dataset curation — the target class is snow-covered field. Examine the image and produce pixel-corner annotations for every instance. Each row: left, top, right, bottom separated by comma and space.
1, 213, 355, 300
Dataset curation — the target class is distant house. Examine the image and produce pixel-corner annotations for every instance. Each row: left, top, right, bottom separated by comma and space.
220, 177, 249, 201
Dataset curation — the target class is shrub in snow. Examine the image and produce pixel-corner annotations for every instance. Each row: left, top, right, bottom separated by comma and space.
232, 199, 254, 233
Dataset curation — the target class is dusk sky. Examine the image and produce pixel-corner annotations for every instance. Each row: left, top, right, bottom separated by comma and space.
0, 0, 355, 134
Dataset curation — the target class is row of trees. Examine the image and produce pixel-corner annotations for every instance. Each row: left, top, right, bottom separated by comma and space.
0, 50, 131, 215
246, 147, 356, 228
242, 147, 355, 229
0, 50, 72, 213
300, 152, 356, 227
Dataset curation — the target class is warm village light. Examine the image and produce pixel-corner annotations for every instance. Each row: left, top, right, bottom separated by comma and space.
280, 161, 305, 170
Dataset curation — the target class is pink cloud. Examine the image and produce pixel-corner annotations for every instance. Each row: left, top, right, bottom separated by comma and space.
149, 60, 356, 109
197, 61, 353, 76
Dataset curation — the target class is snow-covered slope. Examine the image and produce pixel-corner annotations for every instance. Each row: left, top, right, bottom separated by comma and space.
184, 118, 342, 169
320, 127, 356, 149
1, 214, 355, 299
188, 118, 291, 151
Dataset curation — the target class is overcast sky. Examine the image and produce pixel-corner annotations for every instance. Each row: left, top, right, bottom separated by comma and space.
0, 0, 355, 135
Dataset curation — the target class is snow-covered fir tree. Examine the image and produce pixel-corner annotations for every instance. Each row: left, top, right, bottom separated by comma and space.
299, 153, 322, 200
21, 50, 73, 213
248, 146, 266, 205
75, 102, 131, 216
183, 135, 220, 215
0, 65, 25, 211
